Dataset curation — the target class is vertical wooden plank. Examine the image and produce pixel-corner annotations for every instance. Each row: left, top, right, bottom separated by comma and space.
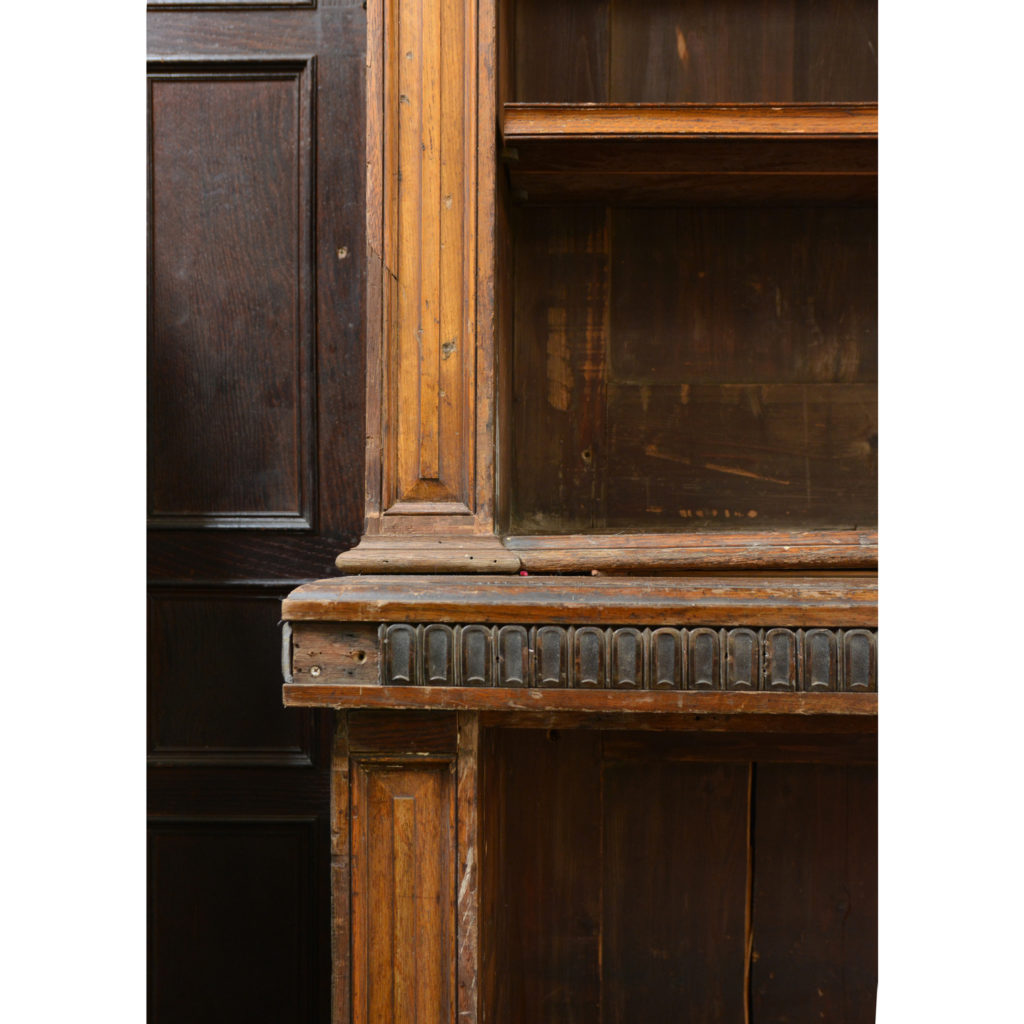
496, 730, 603, 1024
457, 714, 481, 1023
351, 720, 457, 1024
751, 764, 877, 1023
602, 758, 749, 1023
331, 716, 351, 1024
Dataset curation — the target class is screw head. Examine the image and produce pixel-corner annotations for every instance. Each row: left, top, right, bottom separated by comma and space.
310, 665, 322, 677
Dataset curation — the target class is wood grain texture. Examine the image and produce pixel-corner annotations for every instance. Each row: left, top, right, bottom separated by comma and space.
357, 0, 499, 544
602, 759, 749, 1022
512, 204, 877, 534
351, 758, 456, 1024
751, 764, 877, 1022
284, 684, 877, 719
148, 60, 314, 528
456, 714, 481, 1024
504, 102, 877, 138
150, 589, 315, 766
510, 0, 877, 103
330, 720, 351, 1024
282, 574, 878, 626
506, 529, 877, 570
493, 729, 603, 1023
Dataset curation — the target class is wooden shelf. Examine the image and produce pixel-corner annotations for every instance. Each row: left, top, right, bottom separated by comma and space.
502, 102, 877, 203
283, 574, 878, 627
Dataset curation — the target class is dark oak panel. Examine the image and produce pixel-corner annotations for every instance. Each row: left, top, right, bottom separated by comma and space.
512, 0, 877, 102
149, 588, 318, 766
751, 764, 878, 1023
148, 818, 321, 1024
148, 60, 314, 528
493, 729, 603, 1024
602, 758, 749, 1022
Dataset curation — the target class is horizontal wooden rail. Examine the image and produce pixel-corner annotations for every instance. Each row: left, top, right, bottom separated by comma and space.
503, 102, 878, 139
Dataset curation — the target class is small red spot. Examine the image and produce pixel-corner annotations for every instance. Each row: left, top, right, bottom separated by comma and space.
519, 570, 529, 576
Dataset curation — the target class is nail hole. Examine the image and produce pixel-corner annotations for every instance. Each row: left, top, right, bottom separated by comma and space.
354, 650, 367, 663
581, 448, 593, 463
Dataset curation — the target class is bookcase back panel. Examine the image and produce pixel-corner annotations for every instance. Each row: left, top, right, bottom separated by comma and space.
510, 204, 877, 534
513, 0, 878, 103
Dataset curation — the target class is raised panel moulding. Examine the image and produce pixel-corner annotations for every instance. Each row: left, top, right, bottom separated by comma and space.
147, 59, 315, 530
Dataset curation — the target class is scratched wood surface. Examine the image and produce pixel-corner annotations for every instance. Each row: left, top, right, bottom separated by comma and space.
510, 204, 876, 533
513, 0, 877, 102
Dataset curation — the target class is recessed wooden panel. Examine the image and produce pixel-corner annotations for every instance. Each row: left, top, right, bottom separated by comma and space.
512, 204, 877, 533
148, 590, 314, 765
752, 764, 877, 1022
513, 0, 877, 103
493, 729, 602, 1024
602, 759, 749, 1023
148, 818, 318, 1024
514, 0, 609, 102
351, 761, 456, 1024
148, 60, 314, 527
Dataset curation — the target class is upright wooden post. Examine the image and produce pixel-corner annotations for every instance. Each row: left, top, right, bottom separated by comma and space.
342, 0, 516, 573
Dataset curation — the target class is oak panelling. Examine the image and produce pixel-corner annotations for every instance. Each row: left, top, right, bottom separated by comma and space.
494, 729, 603, 1024
751, 764, 878, 1022
148, 59, 315, 529
347, 709, 458, 754
149, 588, 320, 766
602, 759, 749, 1023
511, 0, 877, 103
351, 760, 456, 1024
148, 818, 320, 1024
514, 0, 609, 102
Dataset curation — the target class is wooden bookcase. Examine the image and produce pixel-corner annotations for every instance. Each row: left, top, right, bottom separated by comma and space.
283, 0, 877, 1020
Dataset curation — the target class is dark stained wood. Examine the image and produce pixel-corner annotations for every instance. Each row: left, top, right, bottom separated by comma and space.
148, 6, 367, 1022
509, 0, 877, 103
493, 729, 603, 1024
751, 764, 878, 1022
148, 818, 321, 1024
283, 684, 877, 719
347, 709, 458, 754
149, 588, 315, 767
602, 759, 749, 1022
148, 60, 315, 528
514, 0, 609, 102
282, 574, 878, 626
602, 729, 876, 765
511, 206, 609, 531
512, 203, 876, 534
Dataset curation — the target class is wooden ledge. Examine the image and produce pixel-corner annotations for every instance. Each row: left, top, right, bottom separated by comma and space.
503, 102, 878, 140
283, 574, 877, 627
284, 684, 876, 721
